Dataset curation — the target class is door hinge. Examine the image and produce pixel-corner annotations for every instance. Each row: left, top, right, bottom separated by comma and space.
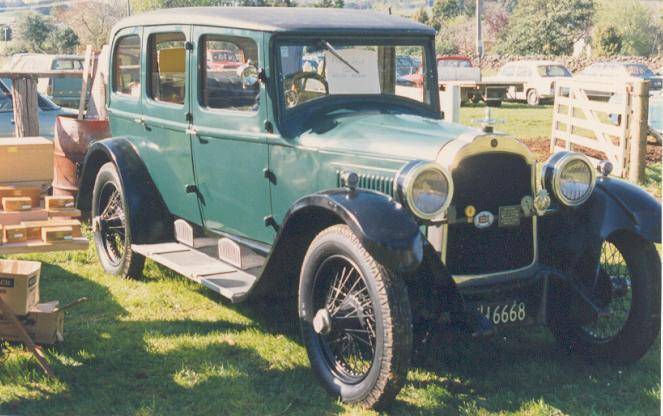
264, 215, 280, 232
262, 168, 277, 185
185, 112, 193, 123
185, 41, 194, 51
185, 184, 198, 194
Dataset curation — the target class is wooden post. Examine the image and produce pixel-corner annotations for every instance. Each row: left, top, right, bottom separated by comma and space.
78, 45, 93, 120
10, 76, 39, 137
440, 84, 460, 123
628, 80, 649, 183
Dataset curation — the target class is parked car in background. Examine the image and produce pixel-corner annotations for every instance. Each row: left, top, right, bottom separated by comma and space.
77, 7, 661, 410
489, 60, 572, 105
206, 49, 242, 71
6, 53, 84, 108
0, 78, 75, 138
578, 62, 663, 98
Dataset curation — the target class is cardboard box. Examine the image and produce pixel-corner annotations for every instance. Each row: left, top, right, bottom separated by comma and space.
0, 301, 63, 345
4, 224, 27, 243
22, 219, 82, 240
2, 196, 33, 212
0, 259, 40, 315
42, 226, 73, 242
45, 196, 75, 210
0, 209, 49, 226
0, 137, 53, 184
0, 186, 42, 208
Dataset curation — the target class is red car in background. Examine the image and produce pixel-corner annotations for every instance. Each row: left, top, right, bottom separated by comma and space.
206, 49, 242, 71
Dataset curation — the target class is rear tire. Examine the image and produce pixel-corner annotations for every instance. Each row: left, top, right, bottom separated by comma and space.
299, 224, 412, 409
526, 89, 540, 106
92, 162, 145, 279
550, 234, 660, 364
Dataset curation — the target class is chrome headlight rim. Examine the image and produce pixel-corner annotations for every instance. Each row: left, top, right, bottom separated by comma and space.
543, 151, 596, 207
394, 160, 454, 221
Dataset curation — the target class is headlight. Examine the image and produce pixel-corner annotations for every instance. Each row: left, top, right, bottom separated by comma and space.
395, 161, 453, 221
542, 151, 596, 206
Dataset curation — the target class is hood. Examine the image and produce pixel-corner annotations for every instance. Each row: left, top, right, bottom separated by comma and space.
298, 112, 478, 161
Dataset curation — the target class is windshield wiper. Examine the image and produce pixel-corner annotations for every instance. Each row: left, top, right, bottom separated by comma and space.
321, 40, 359, 74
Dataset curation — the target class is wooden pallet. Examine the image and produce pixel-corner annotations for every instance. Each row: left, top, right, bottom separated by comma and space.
0, 237, 88, 255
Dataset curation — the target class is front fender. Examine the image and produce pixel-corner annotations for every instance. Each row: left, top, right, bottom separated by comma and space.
77, 137, 173, 244
540, 176, 661, 272
285, 189, 424, 273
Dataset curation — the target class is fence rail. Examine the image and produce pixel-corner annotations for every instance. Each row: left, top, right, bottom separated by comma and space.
550, 78, 650, 182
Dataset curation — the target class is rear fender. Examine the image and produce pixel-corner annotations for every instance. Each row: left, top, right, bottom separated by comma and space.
77, 137, 173, 244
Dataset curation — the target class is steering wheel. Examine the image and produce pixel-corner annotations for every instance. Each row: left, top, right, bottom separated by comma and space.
285, 71, 329, 108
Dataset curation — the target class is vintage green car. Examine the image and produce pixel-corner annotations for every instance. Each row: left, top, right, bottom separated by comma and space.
77, 7, 661, 409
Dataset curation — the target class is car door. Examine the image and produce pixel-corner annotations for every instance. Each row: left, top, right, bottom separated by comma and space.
515, 64, 531, 100
190, 26, 273, 244
139, 25, 202, 224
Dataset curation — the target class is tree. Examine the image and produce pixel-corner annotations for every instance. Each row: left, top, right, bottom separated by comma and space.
436, 15, 475, 56
314, 0, 344, 8
496, 0, 594, 55
592, 25, 622, 56
13, 12, 79, 54
56, 1, 126, 49
413, 7, 430, 26
429, 0, 475, 31
593, 0, 658, 56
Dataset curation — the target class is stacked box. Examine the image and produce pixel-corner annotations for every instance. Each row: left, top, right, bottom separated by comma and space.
22, 219, 82, 240
4, 225, 27, 243
0, 259, 40, 315
44, 196, 75, 210
0, 137, 53, 185
0, 186, 42, 208
42, 226, 73, 243
2, 197, 32, 212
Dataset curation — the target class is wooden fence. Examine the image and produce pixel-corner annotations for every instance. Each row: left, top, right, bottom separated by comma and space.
550, 78, 650, 182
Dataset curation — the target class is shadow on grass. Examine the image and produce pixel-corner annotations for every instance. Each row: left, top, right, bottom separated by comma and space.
2, 262, 658, 415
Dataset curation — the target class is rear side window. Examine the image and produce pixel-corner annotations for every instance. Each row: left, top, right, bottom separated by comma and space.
200, 35, 259, 111
148, 32, 187, 105
113, 35, 141, 97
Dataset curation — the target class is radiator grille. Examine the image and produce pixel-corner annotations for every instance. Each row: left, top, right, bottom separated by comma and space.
445, 153, 535, 275
336, 171, 394, 197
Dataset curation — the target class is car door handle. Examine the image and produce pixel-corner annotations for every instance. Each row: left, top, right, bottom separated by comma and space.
133, 117, 145, 125
185, 126, 198, 136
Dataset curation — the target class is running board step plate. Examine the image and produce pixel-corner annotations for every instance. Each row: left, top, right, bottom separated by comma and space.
132, 242, 256, 303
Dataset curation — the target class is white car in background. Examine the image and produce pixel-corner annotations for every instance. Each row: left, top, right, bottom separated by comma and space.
488, 60, 572, 105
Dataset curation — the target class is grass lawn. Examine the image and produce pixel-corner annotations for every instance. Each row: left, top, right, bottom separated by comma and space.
0, 102, 660, 415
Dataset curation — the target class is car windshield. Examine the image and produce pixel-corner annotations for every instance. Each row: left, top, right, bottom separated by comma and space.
537, 65, 571, 77
0, 78, 60, 111
52, 59, 83, 70
624, 64, 655, 77
277, 39, 431, 110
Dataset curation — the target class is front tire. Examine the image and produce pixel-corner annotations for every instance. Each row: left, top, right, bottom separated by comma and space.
299, 224, 412, 409
550, 234, 660, 364
92, 162, 145, 278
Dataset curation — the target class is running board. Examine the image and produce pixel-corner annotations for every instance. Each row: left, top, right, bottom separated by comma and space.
131, 242, 257, 303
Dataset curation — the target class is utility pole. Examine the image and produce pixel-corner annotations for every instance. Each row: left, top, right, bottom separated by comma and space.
127, 0, 131, 16
475, 0, 483, 58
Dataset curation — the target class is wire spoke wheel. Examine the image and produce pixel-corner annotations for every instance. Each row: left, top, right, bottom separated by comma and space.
97, 181, 127, 267
313, 255, 377, 383
581, 240, 632, 342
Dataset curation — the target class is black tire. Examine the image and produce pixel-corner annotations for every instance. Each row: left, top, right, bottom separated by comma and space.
526, 89, 540, 106
550, 234, 660, 364
299, 224, 412, 409
92, 162, 145, 279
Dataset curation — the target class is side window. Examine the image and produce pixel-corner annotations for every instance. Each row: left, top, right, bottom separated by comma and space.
0, 81, 12, 112
113, 34, 141, 97
515, 65, 530, 77
148, 32, 187, 105
52, 59, 83, 70
500, 65, 515, 77
200, 35, 259, 111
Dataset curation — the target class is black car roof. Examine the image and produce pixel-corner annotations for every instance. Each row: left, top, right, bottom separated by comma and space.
111, 7, 435, 37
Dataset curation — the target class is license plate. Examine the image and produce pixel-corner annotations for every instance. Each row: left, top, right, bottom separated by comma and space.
477, 300, 528, 326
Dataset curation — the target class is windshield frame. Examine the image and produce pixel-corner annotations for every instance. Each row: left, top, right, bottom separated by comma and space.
272, 34, 439, 127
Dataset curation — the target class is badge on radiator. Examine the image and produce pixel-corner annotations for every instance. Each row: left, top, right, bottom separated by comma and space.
473, 211, 494, 229
498, 205, 521, 227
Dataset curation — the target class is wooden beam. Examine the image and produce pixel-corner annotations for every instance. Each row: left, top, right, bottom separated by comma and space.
10, 77, 39, 137
629, 80, 649, 183
0, 71, 83, 78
